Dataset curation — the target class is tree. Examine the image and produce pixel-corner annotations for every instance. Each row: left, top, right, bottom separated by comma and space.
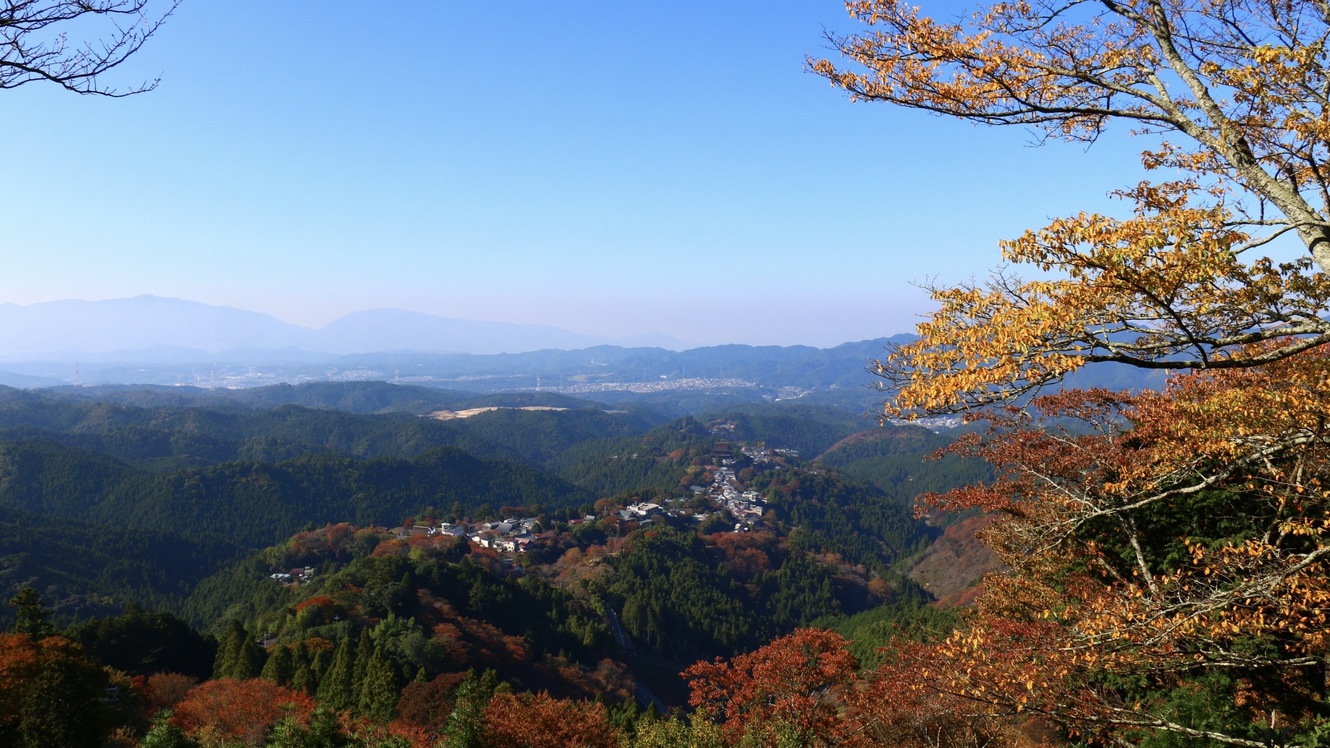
878, 371, 1330, 746
438, 669, 499, 748
2, 1, 180, 96
0, 633, 115, 748
356, 645, 400, 721
142, 672, 198, 717
9, 586, 54, 639
481, 691, 619, 748
214, 620, 266, 679
683, 628, 857, 747
169, 678, 315, 747
395, 672, 466, 734
139, 712, 200, 748
812, 0, 1330, 415
316, 635, 356, 712
810, 1, 1330, 745
628, 718, 725, 748
70, 607, 214, 679
263, 708, 357, 748
261, 643, 295, 686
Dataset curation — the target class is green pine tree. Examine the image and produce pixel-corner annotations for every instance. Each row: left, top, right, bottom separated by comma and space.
438, 670, 497, 748
311, 641, 333, 680
290, 641, 316, 694
212, 619, 246, 679
9, 586, 54, 639
234, 632, 267, 679
350, 629, 373, 700
261, 643, 295, 685
316, 635, 356, 711
17, 650, 109, 748
357, 645, 400, 721
139, 712, 200, 748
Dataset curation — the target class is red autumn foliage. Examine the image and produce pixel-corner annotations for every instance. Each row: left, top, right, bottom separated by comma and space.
684, 628, 857, 746
171, 678, 315, 747
293, 594, 338, 614
0, 633, 110, 738
342, 715, 436, 748
293, 595, 346, 626
405, 531, 464, 559
302, 636, 335, 655
710, 531, 778, 581
371, 537, 409, 557
395, 671, 467, 734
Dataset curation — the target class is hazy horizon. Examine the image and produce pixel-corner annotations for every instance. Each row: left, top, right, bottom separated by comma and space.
0, 294, 912, 358
4, 2, 1149, 349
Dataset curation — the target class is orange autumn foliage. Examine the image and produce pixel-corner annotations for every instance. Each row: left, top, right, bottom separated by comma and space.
171, 678, 315, 747
141, 672, 197, 716
481, 690, 619, 748
872, 350, 1330, 743
0, 633, 113, 743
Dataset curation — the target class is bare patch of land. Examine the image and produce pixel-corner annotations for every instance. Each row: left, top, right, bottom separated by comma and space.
426, 405, 569, 420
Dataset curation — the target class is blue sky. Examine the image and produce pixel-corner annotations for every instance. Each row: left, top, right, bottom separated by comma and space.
1, 1, 1149, 348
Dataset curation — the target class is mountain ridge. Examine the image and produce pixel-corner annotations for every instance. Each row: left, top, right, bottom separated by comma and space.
0, 296, 690, 357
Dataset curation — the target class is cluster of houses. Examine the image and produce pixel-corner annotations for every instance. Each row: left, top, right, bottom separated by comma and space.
267, 438, 793, 592
615, 501, 665, 523
608, 473, 767, 534
269, 567, 316, 585
704, 461, 766, 532
739, 445, 799, 463
395, 517, 544, 554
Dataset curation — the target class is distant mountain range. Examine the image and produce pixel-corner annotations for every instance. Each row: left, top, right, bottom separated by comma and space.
0, 296, 687, 358
0, 296, 1162, 398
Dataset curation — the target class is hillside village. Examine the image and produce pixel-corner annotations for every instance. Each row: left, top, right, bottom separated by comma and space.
266, 434, 803, 587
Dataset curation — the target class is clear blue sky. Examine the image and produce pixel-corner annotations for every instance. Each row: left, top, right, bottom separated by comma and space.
1, 1, 1148, 348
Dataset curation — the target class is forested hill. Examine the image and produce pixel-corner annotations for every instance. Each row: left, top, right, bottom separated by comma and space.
42, 380, 613, 415
0, 384, 664, 469
0, 383, 983, 642
0, 440, 591, 547
0, 337, 920, 392
816, 424, 992, 507
0, 439, 596, 622
0, 380, 997, 747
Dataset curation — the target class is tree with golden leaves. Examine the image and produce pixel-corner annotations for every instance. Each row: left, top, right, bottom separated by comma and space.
813, 0, 1330, 413
812, 1, 1330, 746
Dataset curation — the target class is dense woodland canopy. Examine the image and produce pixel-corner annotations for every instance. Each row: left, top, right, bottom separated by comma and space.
0, 375, 984, 746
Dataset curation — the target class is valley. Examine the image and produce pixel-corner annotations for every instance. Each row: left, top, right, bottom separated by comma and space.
0, 374, 989, 746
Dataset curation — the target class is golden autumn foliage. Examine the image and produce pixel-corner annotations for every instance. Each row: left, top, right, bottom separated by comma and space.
808, 0, 1330, 745
814, 0, 1330, 415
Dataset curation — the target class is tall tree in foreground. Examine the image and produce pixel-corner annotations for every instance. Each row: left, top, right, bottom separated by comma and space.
0, 633, 117, 748
814, 0, 1330, 413
812, 0, 1330, 745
